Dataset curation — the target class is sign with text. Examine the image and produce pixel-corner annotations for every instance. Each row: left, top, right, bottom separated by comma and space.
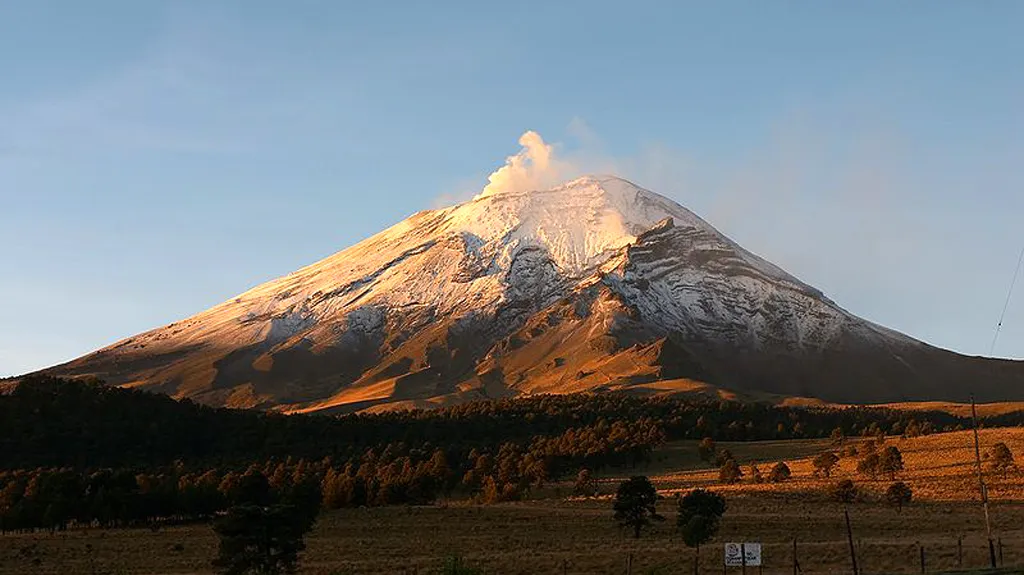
724, 542, 762, 567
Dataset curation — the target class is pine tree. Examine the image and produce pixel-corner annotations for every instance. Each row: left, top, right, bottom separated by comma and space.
676, 488, 727, 571
885, 482, 912, 513
613, 476, 662, 539
212, 504, 311, 575
878, 446, 904, 480
768, 462, 791, 483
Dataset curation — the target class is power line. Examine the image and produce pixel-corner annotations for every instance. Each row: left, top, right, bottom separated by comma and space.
990, 245, 1024, 355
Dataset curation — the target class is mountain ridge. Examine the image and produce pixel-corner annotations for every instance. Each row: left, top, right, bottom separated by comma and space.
39, 175, 1024, 410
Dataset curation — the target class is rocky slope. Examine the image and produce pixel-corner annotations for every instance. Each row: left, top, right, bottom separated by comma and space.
42, 176, 1024, 411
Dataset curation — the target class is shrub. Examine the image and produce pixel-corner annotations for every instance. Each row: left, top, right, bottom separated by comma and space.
989, 442, 1017, 478
768, 462, 791, 483
885, 482, 912, 513
718, 459, 742, 484
828, 479, 859, 504
812, 452, 839, 478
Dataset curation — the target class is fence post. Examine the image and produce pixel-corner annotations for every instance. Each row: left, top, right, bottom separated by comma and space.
626, 552, 632, 575
919, 542, 925, 574
793, 538, 798, 575
844, 507, 859, 575
957, 534, 963, 568
998, 537, 1004, 566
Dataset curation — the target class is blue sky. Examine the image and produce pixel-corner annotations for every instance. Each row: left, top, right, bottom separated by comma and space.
2, 1, 1023, 376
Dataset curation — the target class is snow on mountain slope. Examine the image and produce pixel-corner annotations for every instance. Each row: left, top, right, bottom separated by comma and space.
41, 175, 1024, 410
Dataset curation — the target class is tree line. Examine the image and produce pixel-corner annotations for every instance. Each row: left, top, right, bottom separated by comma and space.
1, 376, 1018, 534
4, 376, 1006, 472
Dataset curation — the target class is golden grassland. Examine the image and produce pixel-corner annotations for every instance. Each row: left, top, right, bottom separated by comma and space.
1, 429, 1022, 574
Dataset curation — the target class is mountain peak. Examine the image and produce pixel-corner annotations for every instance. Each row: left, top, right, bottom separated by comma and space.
39, 158, 1024, 410
451, 174, 675, 276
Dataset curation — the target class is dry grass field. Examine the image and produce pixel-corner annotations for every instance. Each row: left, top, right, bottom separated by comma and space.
1, 428, 1022, 574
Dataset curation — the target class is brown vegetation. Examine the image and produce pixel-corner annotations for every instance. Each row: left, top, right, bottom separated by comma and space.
1, 428, 1020, 574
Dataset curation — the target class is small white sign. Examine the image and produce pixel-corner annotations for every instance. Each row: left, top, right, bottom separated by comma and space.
724, 542, 762, 567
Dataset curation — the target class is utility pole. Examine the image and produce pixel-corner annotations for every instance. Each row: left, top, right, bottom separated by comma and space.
970, 394, 997, 568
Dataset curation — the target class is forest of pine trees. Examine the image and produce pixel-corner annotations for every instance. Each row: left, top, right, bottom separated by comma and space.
1, 375, 1012, 533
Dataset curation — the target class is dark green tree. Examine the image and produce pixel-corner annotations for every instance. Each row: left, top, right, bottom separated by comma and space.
676, 489, 726, 574
211, 504, 312, 575
885, 482, 912, 513
612, 476, 662, 539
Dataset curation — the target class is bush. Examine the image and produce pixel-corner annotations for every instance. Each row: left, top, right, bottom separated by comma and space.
572, 468, 598, 497
435, 555, 484, 575
989, 442, 1017, 478
718, 459, 742, 484
878, 446, 904, 480
768, 462, 791, 483
812, 452, 839, 478
828, 479, 859, 504
748, 465, 763, 484
885, 482, 912, 513
857, 452, 880, 478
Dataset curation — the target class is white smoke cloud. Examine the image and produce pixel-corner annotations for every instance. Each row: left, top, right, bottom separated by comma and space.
476, 130, 573, 198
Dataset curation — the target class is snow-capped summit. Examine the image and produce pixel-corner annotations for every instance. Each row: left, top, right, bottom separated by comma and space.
41, 174, 1024, 412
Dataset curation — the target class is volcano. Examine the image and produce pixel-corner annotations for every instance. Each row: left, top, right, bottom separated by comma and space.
41, 175, 1024, 411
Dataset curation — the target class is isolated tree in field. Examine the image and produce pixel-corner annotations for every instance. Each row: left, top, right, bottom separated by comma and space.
989, 442, 1017, 478
698, 438, 717, 463
748, 465, 763, 484
878, 446, 904, 480
718, 459, 742, 484
613, 476, 663, 539
768, 462, 791, 483
812, 452, 839, 478
831, 427, 845, 445
573, 468, 598, 497
857, 452, 880, 478
860, 439, 878, 457
828, 479, 859, 504
677, 489, 727, 574
885, 482, 913, 513
212, 504, 311, 575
